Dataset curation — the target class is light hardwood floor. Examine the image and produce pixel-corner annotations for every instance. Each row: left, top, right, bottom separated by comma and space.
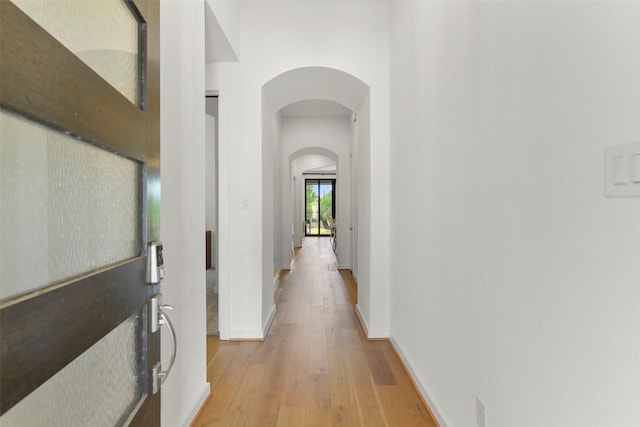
192, 237, 438, 427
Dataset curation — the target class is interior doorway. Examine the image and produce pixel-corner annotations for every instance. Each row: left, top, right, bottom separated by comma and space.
305, 178, 336, 236
205, 95, 219, 336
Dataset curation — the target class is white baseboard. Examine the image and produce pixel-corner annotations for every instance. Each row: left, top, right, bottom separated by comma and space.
181, 382, 211, 427
355, 304, 368, 336
367, 327, 390, 339
225, 304, 276, 341
262, 304, 276, 337
389, 336, 449, 427
273, 270, 281, 289
354, 304, 389, 339
228, 329, 266, 340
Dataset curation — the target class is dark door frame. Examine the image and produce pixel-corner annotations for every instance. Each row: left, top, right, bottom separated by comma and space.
305, 178, 336, 236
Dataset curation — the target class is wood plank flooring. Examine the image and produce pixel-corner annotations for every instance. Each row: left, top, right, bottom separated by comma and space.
192, 237, 437, 427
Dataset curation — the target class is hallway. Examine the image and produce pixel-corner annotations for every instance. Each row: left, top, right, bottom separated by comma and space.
192, 237, 437, 426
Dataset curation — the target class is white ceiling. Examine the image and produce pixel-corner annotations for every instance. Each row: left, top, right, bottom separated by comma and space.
280, 99, 352, 117
304, 165, 337, 174
263, 66, 369, 112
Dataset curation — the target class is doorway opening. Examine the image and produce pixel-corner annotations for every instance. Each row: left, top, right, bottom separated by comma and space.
205, 94, 219, 336
255, 66, 370, 341
305, 178, 336, 236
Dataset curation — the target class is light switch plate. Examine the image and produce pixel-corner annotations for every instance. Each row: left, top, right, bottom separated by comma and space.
611, 156, 628, 185
604, 142, 640, 197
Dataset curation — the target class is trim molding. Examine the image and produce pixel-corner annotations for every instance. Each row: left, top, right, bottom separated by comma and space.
273, 268, 289, 289
354, 304, 389, 339
354, 304, 369, 336
367, 328, 390, 339
228, 330, 265, 341
184, 383, 212, 427
353, 305, 444, 426
389, 336, 448, 427
226, 302, 277, 341
262, 303, 276, 337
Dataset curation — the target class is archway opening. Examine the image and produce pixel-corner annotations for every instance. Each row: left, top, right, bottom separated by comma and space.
261, 66, 370, 330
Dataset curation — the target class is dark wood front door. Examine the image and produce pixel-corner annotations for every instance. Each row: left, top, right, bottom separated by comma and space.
1, 1, 162, 425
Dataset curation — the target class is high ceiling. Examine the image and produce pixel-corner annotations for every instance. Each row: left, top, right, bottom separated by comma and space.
280, 99, 352, 117
262, 66, 369, 113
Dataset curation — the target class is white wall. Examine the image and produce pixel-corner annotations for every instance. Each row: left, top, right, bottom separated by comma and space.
261, 96, 277, 331
206, 0, 390, 340
354, 94, 372, 333
160, 1, 209, 426
389, 2, 640, 426
281, 116, 352, 269
350, 114, 359, 280
273, 112, 283, 279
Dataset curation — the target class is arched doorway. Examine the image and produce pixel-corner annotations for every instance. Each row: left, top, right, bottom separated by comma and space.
259, 66, 373, 338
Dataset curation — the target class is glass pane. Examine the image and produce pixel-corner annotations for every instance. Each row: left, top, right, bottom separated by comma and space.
12, 0, 140, 105
0, 110, 141, 301
0, 313, 143, 427
319, 180, 333, 236
305, 181, 318, 235
305, 179, 335, 236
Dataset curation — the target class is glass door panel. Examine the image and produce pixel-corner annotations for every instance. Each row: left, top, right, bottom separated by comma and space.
1, 312, 143, 426
305, 181, 318, 235
0, 110, 141, 302
304, 179, 335, 236
11, 0, 142, 106
318, 180, 333, 236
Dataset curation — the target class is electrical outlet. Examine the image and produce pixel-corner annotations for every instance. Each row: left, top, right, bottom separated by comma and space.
476, 397, 486, 427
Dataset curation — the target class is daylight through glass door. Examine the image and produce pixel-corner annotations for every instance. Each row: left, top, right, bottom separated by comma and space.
305, 179, 335, 236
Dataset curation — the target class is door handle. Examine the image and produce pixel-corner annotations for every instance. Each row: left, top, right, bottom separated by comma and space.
150, 295, 177, 394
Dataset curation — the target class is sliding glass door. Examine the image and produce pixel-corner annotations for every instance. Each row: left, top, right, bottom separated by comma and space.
305, 179, 335, 236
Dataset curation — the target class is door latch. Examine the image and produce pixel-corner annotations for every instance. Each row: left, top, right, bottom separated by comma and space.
149, 294, 177, 394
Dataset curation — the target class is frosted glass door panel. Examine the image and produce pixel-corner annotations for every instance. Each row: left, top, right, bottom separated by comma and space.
12, 0, 140, 105
0, 313, 143, 426
0, 110, 140, 301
